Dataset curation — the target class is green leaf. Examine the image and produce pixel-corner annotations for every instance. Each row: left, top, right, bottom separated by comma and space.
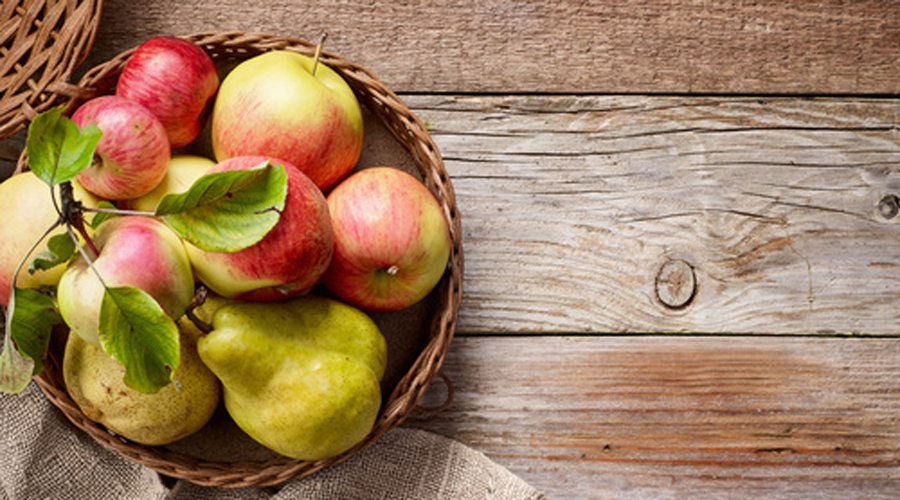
0, 287, 61, 393
28, 233, 76, 274
156, 161, 287, 253
9, 288, 60, 373
90, 201, 119, 228
99, 286, 180, 394
0, 335, 33, 395
26, 107, 102, 186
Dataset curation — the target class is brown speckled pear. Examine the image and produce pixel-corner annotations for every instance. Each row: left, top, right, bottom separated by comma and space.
63, 317, 221, 446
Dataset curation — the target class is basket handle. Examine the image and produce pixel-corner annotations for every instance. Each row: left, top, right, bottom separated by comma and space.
414, 371, 455, 415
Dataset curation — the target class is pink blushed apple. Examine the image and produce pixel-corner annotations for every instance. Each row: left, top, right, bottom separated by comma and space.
210, 50, 363, 192
116, 36, 219, 149
184, 156, 334, 301
71, 96, 170, 200
57, 216, 195, 346
323, 167, 451, 311
0, 172, 102, 306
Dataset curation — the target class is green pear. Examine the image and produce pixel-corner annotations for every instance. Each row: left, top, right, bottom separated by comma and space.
196, 295, 387, 461
63, 317, 221, 446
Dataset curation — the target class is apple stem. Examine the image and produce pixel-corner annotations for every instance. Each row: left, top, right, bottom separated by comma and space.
311, 31, 328, 76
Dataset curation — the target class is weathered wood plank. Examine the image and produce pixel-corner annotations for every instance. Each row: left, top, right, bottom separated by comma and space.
402, 95, 900, 335
2, 95, 898, 334
81, 0, 900, 95
405, 336, 900, 499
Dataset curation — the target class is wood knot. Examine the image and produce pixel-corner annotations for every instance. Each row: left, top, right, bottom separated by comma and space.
656, 259, 696, 309
877, 194, 899, 219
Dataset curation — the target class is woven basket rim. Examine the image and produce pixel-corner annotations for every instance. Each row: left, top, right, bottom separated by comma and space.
27, 31, 464, 489
0, 0, 104, 141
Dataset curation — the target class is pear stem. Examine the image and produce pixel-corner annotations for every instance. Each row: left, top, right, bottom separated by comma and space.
186, 286, 213, 334
186, 309, 213, 334
311, 31, 328, 77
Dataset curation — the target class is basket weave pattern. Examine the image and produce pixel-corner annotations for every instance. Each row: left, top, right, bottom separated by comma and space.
0, 0, 103, 140
27, 31, 464, 488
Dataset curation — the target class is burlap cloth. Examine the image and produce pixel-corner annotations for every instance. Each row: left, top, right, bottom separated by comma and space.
1, 383, 545, 499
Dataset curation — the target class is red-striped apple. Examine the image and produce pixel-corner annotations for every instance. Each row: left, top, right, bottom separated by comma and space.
210, 50, 363, 192
71, 96, 170, 200
116, 36, 219, 149
184, 156, 334, 301
323, 167, 451, 311
57, 216, 195, 346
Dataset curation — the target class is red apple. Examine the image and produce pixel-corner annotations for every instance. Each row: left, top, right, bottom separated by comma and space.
184, 156, 334, 301
210, 50, 363, 192
116, 36, 219, 149
57, 216, 195, 346
323, 167, 451, 311
71, 95, 170, 200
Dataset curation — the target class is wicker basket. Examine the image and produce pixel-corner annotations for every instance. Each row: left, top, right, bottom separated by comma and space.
25, 31, 463, 488
0, 0, 104, 140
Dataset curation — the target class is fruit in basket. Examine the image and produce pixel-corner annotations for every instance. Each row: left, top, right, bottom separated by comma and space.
71, 96, 170, 200
210, 50, 364, 192
184, 156, 333, 301
0, 172, 101, 307
323, 167, 451, 311
120, 154, 216, 212
116, 36, 219, 149
57, 216, 194, 346
63, 317, 221, 446
195, 295, 387, 461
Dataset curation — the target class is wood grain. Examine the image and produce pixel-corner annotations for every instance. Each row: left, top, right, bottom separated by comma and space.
79, 0, 900, 95
401, 95, 900, 335
2, 95, 898, 335
405, 335, 900, 499
1, 2, 897, 498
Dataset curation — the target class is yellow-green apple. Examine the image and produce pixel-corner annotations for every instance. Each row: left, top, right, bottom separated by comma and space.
120, 154, 215, 212
323, 167, 451, 311
0, 171, 102, 306
184, 156, 334, 301
71, 95, 170, 200
210, 50, 363, 192
57, 216, 195, 346
115, 36, 219, 149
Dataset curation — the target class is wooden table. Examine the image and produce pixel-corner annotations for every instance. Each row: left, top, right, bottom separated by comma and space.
3, 1, 899, 498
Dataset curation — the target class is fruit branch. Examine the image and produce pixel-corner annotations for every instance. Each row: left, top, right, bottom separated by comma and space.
6, 219, 61, 306
65, 223, 109, 289
58, 181, 100, 259
81, 206, 155, 218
